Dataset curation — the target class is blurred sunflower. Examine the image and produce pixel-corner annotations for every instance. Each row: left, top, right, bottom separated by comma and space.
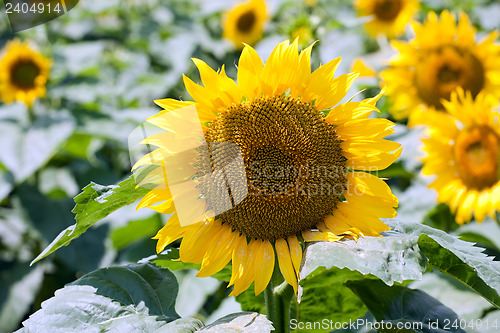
355, 0, 419, 37
290, 21, 315, 48
0, 39, 50, 106
381, 11, 500, 124
422, 89, 500, 224
135, 40, 401, 296
223, 0, 267, 49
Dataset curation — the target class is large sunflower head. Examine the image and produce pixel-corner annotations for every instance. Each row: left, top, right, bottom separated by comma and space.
134, 40, 401, 296
422, 89, 500, 224
355, 0, 419, 37
381, 11, 500, 124
0, 39, 50, 106
223, 0, 267, 49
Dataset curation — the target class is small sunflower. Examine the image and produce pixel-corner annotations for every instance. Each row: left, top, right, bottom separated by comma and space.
355, 0, 419, 37
422, 89, 500, 224
134, 40, 401, 296
290, 22, 314, 48
381, 11, 500, 124
223, 0, 267, 49
0, 39, 50, 106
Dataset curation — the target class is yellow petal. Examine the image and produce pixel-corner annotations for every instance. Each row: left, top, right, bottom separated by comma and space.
253, 240, 275, 296
153, 213, 183, 253
237, 44, 264, 99
352, 59, 375, 77
325, 101, 378, 124
178, 220, 216, 264
153, 99, 195, 112
197, 225, 237, 277
275, 238, 298, 294
260, 40, 300, 96
230, 241, 256, 296
287, 235, 302, 278
229, 235, 248, 287
302, 230, 342, 242
474, 190, 492, 223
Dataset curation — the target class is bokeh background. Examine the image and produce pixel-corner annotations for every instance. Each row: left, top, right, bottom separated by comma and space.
1, 0, 500, 332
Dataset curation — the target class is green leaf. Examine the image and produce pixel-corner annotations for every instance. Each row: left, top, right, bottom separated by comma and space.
111, 214, 163, 250
69, 263, 179, 318
423, 203, 460, 232
17, 264, 207, 332
346, 279, 465, 333
454, 219, 500, 252
410, 272, 495, 322
235, 285, 265, 314
0, 111, 75, 183
419, 234, 500, 309
159, 317, 205, 332
175, 270, 221, 318
0, 262, 45, 333
387, 220, 500, 309
200, 312, 274, 332
370, 220, 500, 309
298, 268, 368, 332
17, 284, 201, 333
31, 175, 149, 265
300, 229, 427, 285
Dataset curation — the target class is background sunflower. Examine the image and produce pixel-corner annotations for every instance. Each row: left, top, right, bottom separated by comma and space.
355, 0, 419, 37
381, 10, 500, 124
223, 0, 268, 48
0, 39, 50, 106
422, 89, 500, 225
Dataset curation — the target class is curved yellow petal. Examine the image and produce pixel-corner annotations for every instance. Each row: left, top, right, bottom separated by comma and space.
287, 235, 302, 278
197, 225, 237, 277
275, 238, 298, 294
229, 241, 256, 296
253, 240, 275, 296
229, 235, 248, 287
238, 44, 264, 99
153, 213, 183, 253
301, 230, 342, 242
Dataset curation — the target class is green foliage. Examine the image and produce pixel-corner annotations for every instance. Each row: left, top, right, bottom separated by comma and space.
419, 234, 500, 309
69, 264, 179, 319
423, 203, 460, 232
0, 263, 46, 333
17, 264, 271, 333
385, 220, 500, 309
298, 268, 368, 333
31, 176, 149, 265
295, 220, 500, 332
236, 285, 266, 314
300, 227, 427, 285
347, 279, 465, 333
200, 312, 274, 332
0, 110, 75, 183
17, 264, 187, 332
111, 214, 163, 249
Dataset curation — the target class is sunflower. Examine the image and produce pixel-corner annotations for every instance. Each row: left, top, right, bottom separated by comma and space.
0, 39, 50, 106
355, 0, 419, 37
381, 11, 500, 124
422, 89, 500, 224
290, 21, 314, 49
223, 0, 267, 49
134, 40, 401, 296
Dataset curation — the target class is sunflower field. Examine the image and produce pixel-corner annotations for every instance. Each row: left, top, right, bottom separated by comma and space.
1, 0, 500, 332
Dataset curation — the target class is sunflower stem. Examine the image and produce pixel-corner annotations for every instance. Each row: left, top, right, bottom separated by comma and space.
264, 267, 294, 333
